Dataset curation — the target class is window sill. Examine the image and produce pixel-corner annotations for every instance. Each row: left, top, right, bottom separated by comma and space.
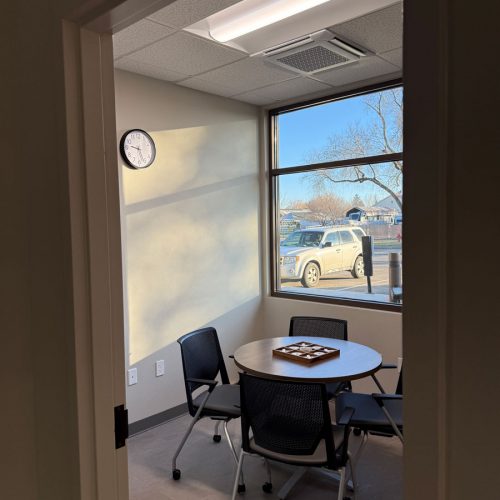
272, 288, 402, 312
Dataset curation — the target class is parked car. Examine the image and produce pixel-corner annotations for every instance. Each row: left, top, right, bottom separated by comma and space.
280, 226, 366, 287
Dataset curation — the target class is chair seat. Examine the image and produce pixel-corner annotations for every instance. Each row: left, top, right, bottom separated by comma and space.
249, 426, 345, 466
193, 384, 241, 418
335, 392, 403, 432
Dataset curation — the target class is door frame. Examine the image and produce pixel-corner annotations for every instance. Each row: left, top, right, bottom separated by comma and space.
61, 1, 177, 498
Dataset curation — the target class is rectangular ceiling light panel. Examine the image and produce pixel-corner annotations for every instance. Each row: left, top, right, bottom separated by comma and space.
184, 0, 400, 56
208, 0, 330, 42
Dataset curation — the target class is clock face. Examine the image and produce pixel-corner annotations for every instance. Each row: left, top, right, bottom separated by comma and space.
120, 129, 156, 169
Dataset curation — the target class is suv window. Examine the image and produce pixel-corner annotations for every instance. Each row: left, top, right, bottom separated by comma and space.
324, 232, 340, 245
281, 231, 324, 247
352, 228, 365, 241
339, 230, 354, 244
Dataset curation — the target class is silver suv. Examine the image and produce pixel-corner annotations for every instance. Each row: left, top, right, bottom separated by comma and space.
280, 226, 366, 288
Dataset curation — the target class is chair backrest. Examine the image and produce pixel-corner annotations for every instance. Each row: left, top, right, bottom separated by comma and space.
289, 316, 348, 341
239, 373, 345, 469
177, 327, 229, 416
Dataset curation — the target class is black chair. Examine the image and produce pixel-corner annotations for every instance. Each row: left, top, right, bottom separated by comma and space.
172, 327, 244, 491
231, 372, 355, 500
289, 316, 350, 398
335, 365, 403, 469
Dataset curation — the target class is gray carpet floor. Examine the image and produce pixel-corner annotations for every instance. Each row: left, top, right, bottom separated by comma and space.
128, 413, 402, 500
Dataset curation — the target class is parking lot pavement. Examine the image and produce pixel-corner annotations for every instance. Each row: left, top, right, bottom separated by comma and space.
280, 246, 401, 297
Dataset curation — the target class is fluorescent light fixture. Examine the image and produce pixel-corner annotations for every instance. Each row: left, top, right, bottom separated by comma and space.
208, 0, 331, 43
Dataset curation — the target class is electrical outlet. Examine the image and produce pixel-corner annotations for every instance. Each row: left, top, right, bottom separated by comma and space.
128, 367, 138, 386
155, 360, 165, 377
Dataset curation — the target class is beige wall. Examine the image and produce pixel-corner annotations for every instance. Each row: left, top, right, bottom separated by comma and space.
114, 70, 262, 422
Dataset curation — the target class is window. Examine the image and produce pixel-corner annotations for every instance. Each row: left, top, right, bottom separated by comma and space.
339, 230, 354, 244
270, 83, 403, 309
324, 232, 340, 245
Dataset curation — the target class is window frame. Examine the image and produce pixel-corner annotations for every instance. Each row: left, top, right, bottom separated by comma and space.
268, 79, 403, 312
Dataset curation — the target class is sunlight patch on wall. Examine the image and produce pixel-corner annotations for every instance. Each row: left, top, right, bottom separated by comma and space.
122, 121, 260, 365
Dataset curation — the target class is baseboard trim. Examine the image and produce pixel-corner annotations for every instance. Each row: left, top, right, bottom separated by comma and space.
128, 403, 188, 436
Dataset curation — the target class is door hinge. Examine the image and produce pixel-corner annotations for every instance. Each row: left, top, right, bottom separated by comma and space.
114, 404, 129, 449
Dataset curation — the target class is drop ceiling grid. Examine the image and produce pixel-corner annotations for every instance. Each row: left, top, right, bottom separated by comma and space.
146, 0, 243, 29
113, 19, 177, 60
112, 0, 403, 106
233, 76, 334, 106
115, 57, 188, 83
126, 31, 247, 78
328, 3, 403, 54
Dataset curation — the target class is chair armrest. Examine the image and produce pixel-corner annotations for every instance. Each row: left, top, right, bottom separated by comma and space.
372, 393, 403, 407
186, 378, 219, 392
337, 406, 355, 426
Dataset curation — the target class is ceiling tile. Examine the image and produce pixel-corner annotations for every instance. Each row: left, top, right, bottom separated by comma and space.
329, 3, 403, 54
176, 78, 238, 98
113, 19, 176, 59
234, 77, 332, 106
115, 57, 187, 82
379, 47, 402, 68
192, 57, 297, 95
314, 56, 400, 87
127, 32, 245, 77
148, 0, 242, 28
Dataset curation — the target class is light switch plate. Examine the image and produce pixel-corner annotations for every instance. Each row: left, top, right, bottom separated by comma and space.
155, 360, 165, 377
128, 367, 138, 386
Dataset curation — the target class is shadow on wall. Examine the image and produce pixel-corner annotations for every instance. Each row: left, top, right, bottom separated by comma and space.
126, 296, 263, 421
121, 123, 261, 366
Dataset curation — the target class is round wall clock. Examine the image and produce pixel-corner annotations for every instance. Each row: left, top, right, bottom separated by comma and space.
120, 129, 156, 169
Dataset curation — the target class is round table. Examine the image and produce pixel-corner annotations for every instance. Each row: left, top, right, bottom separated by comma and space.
233, 336, 382, 383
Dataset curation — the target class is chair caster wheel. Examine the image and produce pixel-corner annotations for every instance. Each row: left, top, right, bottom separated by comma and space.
237, 484, 246, 493
262, 482, 273, 493
213, 434, 222, 443
172, 469, 181, 480
353, 428, 362, 436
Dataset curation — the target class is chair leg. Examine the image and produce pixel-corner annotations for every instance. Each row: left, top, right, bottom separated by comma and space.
262, 458, 273, 493
171, 414, 200, 475
351, 431, 368, 468
348, 452, 357, 500
231, 450, 245, 500
224, 420, 245, 489
213, 420, 222, 442
337, 467, 346, 500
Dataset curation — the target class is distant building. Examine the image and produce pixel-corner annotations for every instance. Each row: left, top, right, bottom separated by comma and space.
346, 206, 399, 224
374, 192, 402, 212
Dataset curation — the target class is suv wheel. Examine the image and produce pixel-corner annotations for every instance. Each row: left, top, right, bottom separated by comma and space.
301, 262, 320, 288
351, 255, 364, 278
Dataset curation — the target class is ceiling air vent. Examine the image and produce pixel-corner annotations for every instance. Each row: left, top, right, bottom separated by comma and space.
261, 30, 366, 75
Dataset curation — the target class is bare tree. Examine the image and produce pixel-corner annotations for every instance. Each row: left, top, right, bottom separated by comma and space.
308, 88, 403, 211
307, 193, 349, 225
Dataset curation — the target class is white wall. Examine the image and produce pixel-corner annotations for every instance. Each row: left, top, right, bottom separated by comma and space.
115, 70, 262, 422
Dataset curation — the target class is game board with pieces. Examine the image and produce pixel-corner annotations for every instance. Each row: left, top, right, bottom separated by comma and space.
272, 341, 340, 364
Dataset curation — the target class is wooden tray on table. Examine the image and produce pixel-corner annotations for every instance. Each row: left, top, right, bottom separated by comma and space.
272, 341, 340, 364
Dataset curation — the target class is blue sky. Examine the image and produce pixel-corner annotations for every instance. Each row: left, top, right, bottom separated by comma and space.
276, 90, 401, 206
